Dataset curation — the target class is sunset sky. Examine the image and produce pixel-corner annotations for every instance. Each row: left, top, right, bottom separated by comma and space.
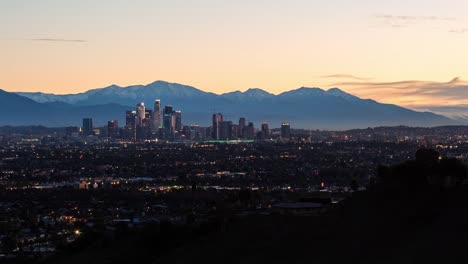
2, 0, 468, 110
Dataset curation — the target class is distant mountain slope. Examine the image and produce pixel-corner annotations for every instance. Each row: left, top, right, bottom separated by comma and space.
7, 81, 459, 129
17, 81, 219, 106
0, 89, 128, 127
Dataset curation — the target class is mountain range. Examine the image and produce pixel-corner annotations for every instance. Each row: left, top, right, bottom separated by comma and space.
0, 80, 458, 129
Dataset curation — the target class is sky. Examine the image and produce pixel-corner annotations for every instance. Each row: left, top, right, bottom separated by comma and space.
1, 0, 468, 111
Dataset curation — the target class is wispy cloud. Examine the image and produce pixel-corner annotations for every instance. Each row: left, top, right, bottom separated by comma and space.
28, 38, 87, 43
373, 14, 457, 29
449, 28, 468, 34
321, 74, 372, 81
374, 14, 455, 21
328, 77, 468, 109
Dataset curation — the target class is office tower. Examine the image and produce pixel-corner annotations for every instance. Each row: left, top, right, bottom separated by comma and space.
212, 113, 223, 140
188, 124, 201, 140
125, 110, 137, 139
245, 122, 255, 139
256, 131, 263, 140
163, 105, 174, 138
153, 99, 162, 131
144, 109, 153, 128
107, 120, 119, 138
239, 117, 246, 138
205, 127, 212, 140
136, 102, 145, 126
261, 122, 270, 139
230, 124, 240, 139
135, 108, 152, 140
164, 105, 173, 115
82, 118, 94, 136
171, 114, 177, 136
125, 111, 136, 127
281, 122, 291, 139
182, 125, 190, 138
174, 110, 182, 131
220, 121, 232, 140
163, 113, 172, 136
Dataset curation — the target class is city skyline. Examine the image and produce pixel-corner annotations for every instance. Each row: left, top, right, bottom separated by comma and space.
2, 0, 468, 110
107, 98, 280, 141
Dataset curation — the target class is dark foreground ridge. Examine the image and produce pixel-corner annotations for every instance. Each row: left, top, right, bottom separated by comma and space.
33, 149, 468, 264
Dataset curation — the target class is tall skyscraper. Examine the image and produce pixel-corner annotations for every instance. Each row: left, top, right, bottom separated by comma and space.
281, 122, 291, 139
144, 109, 153, 127
239, 117, 246, 138
174, 110, 182, 132
153, 99, 162, 131
220, 121, 232, 140
212, 113, 223, 140
140, 108, 153, 139
164, 105, 173, 115
107, 120, 119, 138
126, 110, 136, 127
261, 122, 270, 139
136, 102, 145, 126
163, 105, 174, 138
125, 110, 137, 140
82, 118, 94, 136
245, 122, 255, 140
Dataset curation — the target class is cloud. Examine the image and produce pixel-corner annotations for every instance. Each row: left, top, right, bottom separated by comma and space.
413, 104, 468, 120
327, 77, 468, 109
374, 14, 456, 28
320, 74, 372, 81
449, 28, 468, 34
374, 15, 455, 21
28, 38, 87, 43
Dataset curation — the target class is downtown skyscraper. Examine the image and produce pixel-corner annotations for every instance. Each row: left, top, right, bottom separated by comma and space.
212, 113, 223, 140
153, 99, 162, 131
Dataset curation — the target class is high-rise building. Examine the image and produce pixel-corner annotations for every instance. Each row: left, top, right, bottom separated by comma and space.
136, 108, 153, 140
82, 118, 94, 136
125, 110, 137, 140
153, 99, 162, 131
174, 111, 182, 131
126, 110, 136, 127
144, 109, 153, 128
164, 105, 173, 115
220, 121, 232, 140
171, 114, 177, 135
163, 105, 174, 138
239, 117, 246, 138
187, 124, 202, 140
281, 122, 291, 139
261, 122, 270, 139
136, 102, 145, 126
212, 113, 223, 140
245, 122, 255, 140
230, 124, 240, 139
107, 120, 119, 138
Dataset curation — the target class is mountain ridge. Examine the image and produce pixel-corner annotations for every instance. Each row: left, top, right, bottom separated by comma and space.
1, 81, 459, 129
14, 81, 363, 103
